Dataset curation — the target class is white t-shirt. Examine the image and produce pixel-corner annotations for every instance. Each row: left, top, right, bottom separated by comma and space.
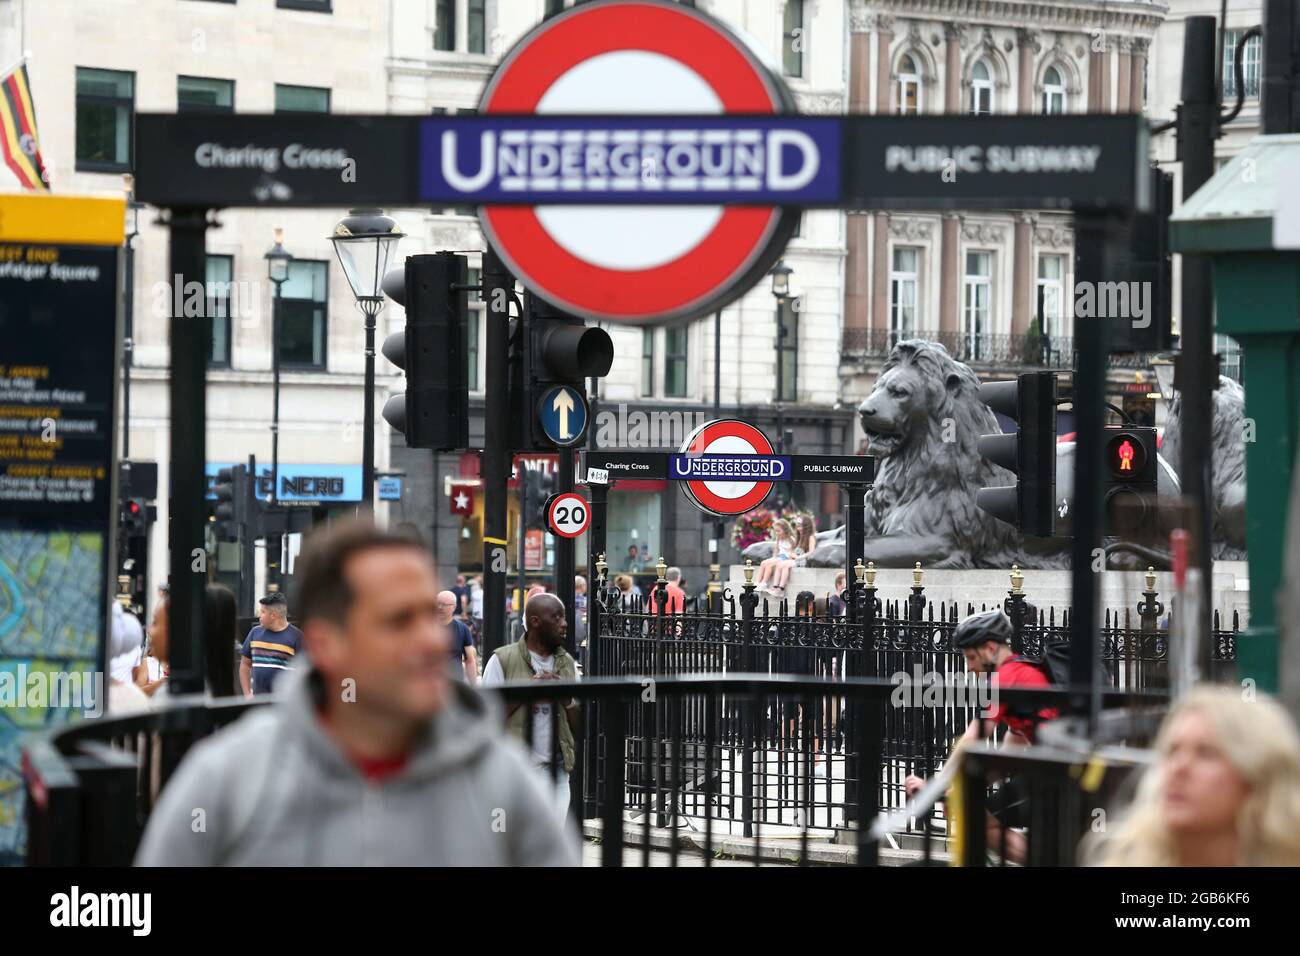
482, 649, 566, 768
469, 585, 484, 618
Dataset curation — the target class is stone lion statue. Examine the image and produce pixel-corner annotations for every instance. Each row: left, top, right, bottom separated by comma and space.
746, 339, 1057, 569
1160, 375, 1247, 559
742, 341, 1244, 571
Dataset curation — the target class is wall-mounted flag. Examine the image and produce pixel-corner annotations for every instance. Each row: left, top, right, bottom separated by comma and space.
0, 61, 49, 192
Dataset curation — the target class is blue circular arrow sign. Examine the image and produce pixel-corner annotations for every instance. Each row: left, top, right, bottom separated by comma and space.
536, 385, 588, 447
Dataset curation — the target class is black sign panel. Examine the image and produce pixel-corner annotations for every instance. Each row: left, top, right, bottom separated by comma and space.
133, 113, 1148, 213
134, 114, 419, 208
0, 243, 118, 518
787, 455, 875, 483
841, 114, 1150, 213
581, 451, 668, 480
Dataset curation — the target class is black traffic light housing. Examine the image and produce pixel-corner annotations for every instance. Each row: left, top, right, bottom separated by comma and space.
381, 252, 471, 451
519, 292, 613, 450
212, 465, 248, 544
1109, 165, 1174, 354
975, 371, 1058, 536
1103, 425, 1159, 534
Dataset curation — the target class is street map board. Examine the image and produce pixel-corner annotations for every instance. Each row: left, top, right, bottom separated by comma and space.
0, 194, 124, 864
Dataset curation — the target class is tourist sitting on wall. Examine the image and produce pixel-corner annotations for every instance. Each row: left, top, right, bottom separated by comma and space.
755, 518, 798, 600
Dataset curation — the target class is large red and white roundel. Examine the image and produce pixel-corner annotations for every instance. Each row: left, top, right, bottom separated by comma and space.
679, 419, 775, 517
478, 0, 797, 324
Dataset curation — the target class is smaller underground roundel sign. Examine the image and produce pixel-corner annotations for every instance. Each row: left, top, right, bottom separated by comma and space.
675, 419, 778, 517
440, 0, 819, 325
546, 491, 591, 539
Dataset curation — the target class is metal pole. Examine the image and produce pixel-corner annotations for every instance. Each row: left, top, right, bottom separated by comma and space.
122, 232, 135, 461
1070, 213, 1116, 731
842, 484, 867, 624
362, 304, 377, 512
517, 466, 528, 622
270, 280, 282, 587
1177, 17, 1219, 677
712, 309, 724, 588
557, 448, 576, 654
480, 246, 511, 658
1261, 0, 1300, 134
166, 207, 209, 695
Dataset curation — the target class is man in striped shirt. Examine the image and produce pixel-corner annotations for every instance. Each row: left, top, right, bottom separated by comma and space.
240, 592, 304, 696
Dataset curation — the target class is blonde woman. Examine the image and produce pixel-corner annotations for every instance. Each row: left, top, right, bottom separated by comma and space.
1086, 685, 1300, 866
754, 518, 797, 598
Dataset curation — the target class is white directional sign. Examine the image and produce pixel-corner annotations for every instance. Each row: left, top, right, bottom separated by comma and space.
536, 384, 588, 446
545, 491, 591, 539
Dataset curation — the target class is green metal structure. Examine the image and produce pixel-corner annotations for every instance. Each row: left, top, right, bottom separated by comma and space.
1169, 134, 1300, 692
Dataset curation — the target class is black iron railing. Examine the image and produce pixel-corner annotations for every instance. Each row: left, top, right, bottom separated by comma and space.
587, 579, 1234, 840
24, 675, 1162, 867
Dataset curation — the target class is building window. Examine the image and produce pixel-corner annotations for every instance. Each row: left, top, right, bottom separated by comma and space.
970, 59, 993, 115
889, 246, 919, 340
896, 54, 921, 115
1036, 254, 1066, 342
641, 328, 654, 396
776, 299, 798, 402
75, 68, 134, 171
279, 260, 328, 370
207, 255, 234, 368
468, 0, 487, 54
544, 0, 566, 18
178, 76, 234, 113
664, 326, 688, 398
782, 0, 804, 78
1042, 66, 1066, 114
466, 266, 482, 391
1223, 29, 1262, 101
434, 0, 456, 52
275, 84, 329, 113
276, 0, 333, 11
963, 251, 992, 360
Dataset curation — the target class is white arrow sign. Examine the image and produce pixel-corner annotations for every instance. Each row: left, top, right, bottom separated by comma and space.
552, 389, 575, 440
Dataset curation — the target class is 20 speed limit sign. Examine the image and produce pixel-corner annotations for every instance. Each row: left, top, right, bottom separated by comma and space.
545, 492, 590, 539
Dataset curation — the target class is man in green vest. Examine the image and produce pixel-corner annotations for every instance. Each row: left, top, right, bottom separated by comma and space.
482, 592, 579, 822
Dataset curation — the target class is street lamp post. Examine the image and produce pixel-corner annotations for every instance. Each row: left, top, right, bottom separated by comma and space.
264, 229, 292, 585
329, 209, 404, 512
770, 259, 793, 460
121, 175, 146, 460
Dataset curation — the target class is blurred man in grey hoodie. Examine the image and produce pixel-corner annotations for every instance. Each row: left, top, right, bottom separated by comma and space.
136, 519, 577, 866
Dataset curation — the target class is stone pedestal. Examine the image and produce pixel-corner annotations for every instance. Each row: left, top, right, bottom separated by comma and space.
728, 562, 1251, 624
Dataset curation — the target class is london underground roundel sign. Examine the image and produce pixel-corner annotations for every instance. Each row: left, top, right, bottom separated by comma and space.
676, 419, 778, 517
475, 0, 801, 324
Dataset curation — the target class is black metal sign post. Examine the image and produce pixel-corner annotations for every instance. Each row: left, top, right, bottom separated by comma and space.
479, 247, 512, 660
167, 209, 210, 695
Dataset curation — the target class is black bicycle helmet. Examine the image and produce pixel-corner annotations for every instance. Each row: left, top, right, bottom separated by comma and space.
952, 609, 1013, 648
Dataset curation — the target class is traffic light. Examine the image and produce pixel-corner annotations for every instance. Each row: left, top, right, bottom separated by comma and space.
122, 498, 146, 535
975, 371, 1058, 536
381, 252, 470, 450
212, 465, 248, 543
1103, 425, 1158, 534
521, 292, 613, 450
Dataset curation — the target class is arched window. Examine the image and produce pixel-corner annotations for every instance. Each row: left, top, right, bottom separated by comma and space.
1043, 65, 1066, 114
970, 58, 993, 115
896, 53, 921, 115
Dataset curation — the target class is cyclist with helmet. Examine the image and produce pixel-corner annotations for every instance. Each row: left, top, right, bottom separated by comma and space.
952, 608, 1059, 745
902, 609, 1060, 863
